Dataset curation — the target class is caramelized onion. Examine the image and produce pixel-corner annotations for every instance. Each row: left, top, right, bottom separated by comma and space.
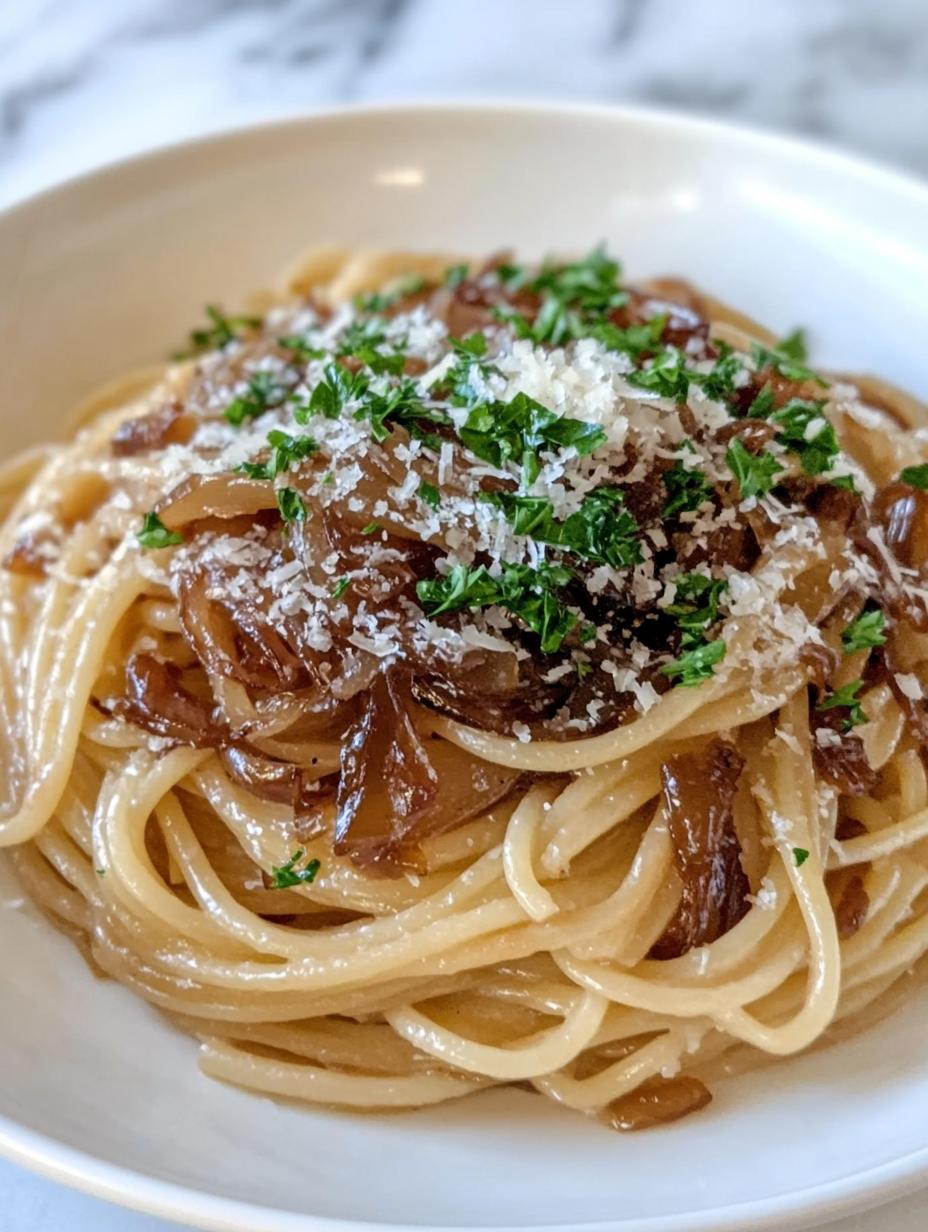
2, 533, 52, 577
650, 740, 749, 960
177, 571, 309, 692
601, 1075, 712, 1132
873, 481, 928, 569
111, 403, 194, 456
116, 653, 224, 747
811, 709, 878, 797
157, 473, 277, 530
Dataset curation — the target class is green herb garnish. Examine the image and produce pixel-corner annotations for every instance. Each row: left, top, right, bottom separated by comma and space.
419, 482, 441, 510
269, 849, 321, 889
355, 378, 451, 447
830, 474, 857, 492
460, 391, 605, 485
137, 512, 183, 549
665, 573, 728, 648
817, 679, 868, 731
660, 639, 726, 686
337, 317, 406, 376
900, 464, 928, 490
771, 399, 839, 476
276, 487, 305, 522
361, 521, 382, 535
590, 315, 666, 361
627, 346, 691, 402
752, 328, 828, 388
663, 453, 713, 517
492, 246, 628, 345
690, 342, 744, 402
354, 274, 426, 313
278, 334, 325, 363
484, 486, 641, 568
444, 264, 469, 289
297, 362, 370, 422
331, 576, 351, 600
180, 304, 261, 357
792, 847, 810, 867
236, 430, 319, 479
841, 607, 886, 655
726, 438, 784, 500
225, 371, 288, 426
416, 561, 580, 653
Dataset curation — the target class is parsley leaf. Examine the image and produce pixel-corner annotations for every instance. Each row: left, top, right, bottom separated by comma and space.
354, 274, 426, 313
493, 246, 628, 345
746, 385, 776, 419
225, 371, 288, 426
663, 455, 713, 517
665, 573, 728, 649
690, 342, 744, 402
297, 362, 369, 423
627, 346, 691, 402
830, 474, 857, 492
361, 521, 382, 534
269, 849, 321, 889
276, 487, 305, 522
590, 314, 666, 361
726, 438, 784, 500
444, 263, 469, 289
331, 576, 351, 600
900, 464, 928, 490
660, 639, 726, 686
792, 847, 810, 867
337, 317, 406, 376
180, 304, 261, 357
771, 399, 839, 476
278, 334, 325, 363
841, 607, 886, 655
751, 329, 828, 388
416, 561, 579, 653
137, 512, 183, 550
446, 333, 496, 408
484, 486, 641, 568
419, 482, 441, 509
817, 679, 868, 731
460, 391, 605, 484
236, 430, 319, 480
355, 379, 451, 446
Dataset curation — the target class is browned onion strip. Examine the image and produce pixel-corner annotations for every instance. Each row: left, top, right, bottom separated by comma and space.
115, 653, 224, 748
649, 740, 749, 961
156, 473, 277, 530
600, 1075, 712, 1131
111, 404, 195, 456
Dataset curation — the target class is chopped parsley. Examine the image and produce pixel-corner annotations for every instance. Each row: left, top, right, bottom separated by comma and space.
276, 487, 305, 522
484, 486, 641, 568
443, 263, 469, 289
446, 332, 495, 408
751, 328, 828, 388
331, 576, 351, 600
746, 385, 776, 419
278, 333, 325, 363
180, 304, 261, 357
236, 430, 318, 480
297, 362, 369, 423
416, 561, 580, 653
137, 512, 183, 549
690, 342, 744, 402
355, 379, 451, 447
841, 607, 886, 655
663, 453, 713, 517
460, 391, 606, 485
419, 482, 441, 510
665, 573, 728, 648
354, 274, 426, 313
627, 346, 691, 402
361, 521, 382, 535
337, 317, 407, 376
225, 371, 288, 426
660, 639, 726, 687
269, 849, 321, 889
792, 847, 810, 867
771, 399, 839, 476
900, 463, 928, 490
492, 246, 628, 345
726, 438, 783, 500
830, 474, 857, 492
817, 679, 868, 731
591, 314, 666, 361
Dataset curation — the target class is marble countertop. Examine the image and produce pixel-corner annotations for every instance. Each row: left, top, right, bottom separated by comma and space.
2, 0, 928, 1228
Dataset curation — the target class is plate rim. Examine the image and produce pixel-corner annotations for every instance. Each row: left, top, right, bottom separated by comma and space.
3, 98, 928, 1232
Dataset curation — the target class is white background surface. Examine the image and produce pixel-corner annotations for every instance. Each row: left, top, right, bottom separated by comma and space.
1, 2, 927, 1229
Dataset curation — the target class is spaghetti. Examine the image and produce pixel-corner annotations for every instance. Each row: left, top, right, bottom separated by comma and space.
2, 245, 928, 1131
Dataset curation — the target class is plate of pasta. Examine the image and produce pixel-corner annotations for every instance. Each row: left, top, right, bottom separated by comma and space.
2, 102, 928, 1232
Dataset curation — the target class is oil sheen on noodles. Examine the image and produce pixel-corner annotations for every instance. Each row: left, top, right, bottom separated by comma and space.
2, 246, 928, 1133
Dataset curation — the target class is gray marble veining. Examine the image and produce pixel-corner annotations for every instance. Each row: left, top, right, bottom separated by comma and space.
0, 0, 927, 208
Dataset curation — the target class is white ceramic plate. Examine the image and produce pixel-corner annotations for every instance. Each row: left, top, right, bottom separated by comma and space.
2, 102, 928, 1232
